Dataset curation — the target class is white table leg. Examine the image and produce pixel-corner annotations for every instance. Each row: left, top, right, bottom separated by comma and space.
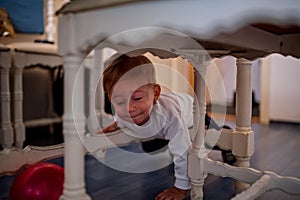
259, 57, 271, 124
12, 52, 26, 148
233, 58, 255, 193
0, 50, 14, 148
86, 48, 104, 132
188, 56, 208, 200
60, 54, 90, 200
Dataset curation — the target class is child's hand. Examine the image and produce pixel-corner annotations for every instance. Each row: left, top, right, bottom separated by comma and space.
95, 121, 118, 134
155, 187, 187, 200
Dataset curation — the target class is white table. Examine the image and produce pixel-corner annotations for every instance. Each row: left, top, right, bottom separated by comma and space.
57, 1, 300, 199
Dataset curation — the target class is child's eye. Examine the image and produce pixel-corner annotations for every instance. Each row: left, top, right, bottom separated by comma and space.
113, 100, 125, 106
116, 101, 125, 106
133, 97, 142, 101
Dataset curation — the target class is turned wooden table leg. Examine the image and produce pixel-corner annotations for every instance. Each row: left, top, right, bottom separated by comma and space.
86, 48, 104, 132
59, 54, 91, 200
233, 58, 255, 193
0, 48, 14, 148
188, 55, 208, 200
12, 52, 26, 148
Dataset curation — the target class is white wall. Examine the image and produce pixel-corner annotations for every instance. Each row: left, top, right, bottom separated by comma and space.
145, 53, 194, 96
269, 54, 300, 122
209, 54, 300, 123
206, 56, 261, 106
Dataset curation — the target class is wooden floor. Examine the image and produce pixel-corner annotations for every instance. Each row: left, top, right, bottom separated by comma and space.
0, 119, 300, 200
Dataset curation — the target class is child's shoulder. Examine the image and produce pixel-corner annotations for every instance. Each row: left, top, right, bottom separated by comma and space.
159, 92, 193, 105
159, 92, 193, 128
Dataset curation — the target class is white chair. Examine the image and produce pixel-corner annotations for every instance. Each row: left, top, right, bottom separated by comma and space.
0, 0, 66, 175
8, 42, 62, 148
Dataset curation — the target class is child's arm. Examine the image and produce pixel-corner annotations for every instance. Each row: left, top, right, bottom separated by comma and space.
95, 121, 118, 133
155, 187, 187, 200
161, 114, 191, 199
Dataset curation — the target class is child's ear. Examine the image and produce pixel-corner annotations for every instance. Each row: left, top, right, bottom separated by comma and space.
108, 94, 112, 102
153, 84, 161, 101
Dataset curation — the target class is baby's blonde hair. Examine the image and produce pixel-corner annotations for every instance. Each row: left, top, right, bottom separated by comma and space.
103, 54, 157, 96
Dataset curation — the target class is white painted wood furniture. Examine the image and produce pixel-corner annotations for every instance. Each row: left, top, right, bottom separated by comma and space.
56, 1, 300, 199
0, 44, 14, 148
0, 43, 64, 175
4, 0, 66, 148
0, 0, 66, 174
0, 0, 66, 175
8, 42, 62, 148
260, 55, 300, 124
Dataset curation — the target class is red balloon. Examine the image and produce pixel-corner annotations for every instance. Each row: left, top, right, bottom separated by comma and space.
9, 162, 64, 200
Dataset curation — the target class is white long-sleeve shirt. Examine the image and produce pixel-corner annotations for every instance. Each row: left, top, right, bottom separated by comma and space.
115, 92, 193, 189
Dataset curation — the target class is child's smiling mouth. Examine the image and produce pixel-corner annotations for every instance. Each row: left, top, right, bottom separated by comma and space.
130, 113, 143, 122
129, 113, 149, 125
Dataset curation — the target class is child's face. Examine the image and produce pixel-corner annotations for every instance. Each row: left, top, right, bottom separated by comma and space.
109, 77, 160, 126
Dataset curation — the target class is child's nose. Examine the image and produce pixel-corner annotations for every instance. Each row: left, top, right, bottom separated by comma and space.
128, 101, 136, 113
